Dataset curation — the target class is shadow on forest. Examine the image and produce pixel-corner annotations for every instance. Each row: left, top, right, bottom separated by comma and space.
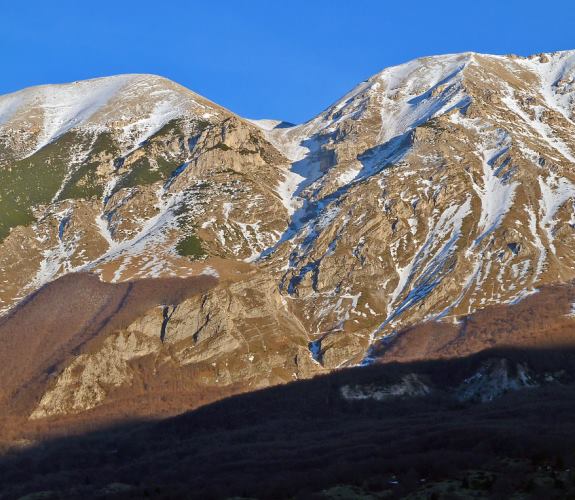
3, 346, 575, 499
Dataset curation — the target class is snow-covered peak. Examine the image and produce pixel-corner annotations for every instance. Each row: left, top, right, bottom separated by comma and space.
257, 49, 575, 173
0, 74, 227, 155
527, 49, 575, 61
519, 51, 575, 121
257, 53, 474, 165
296, 50, 575, 139
366, 53, 472, 99
0, 75, 137, 150
265, 52, 473, 154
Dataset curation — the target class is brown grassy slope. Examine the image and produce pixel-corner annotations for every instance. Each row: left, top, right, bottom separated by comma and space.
0, 272, 217, 417
372, 284, 575, 363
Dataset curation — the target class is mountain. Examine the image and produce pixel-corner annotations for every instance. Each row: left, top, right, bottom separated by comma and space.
1, 50, 575, 434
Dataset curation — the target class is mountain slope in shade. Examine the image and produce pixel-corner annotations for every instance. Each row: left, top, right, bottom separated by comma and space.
0, 271, 218, 421
3, 342, 575, 499
0, 50, 575, 428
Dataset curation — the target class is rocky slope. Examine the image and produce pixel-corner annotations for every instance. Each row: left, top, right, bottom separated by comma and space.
1, 50, 575, 427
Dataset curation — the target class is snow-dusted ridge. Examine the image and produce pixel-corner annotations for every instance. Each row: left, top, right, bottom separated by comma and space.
2, 50, 575, 368
0, 73, 228, 156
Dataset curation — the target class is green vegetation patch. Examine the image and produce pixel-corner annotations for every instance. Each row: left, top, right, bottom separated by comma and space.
58, 132, 119, 201
0, 142, 15, 165
208, 143, 232, 152
155, 157, 181, 179
145, 118, 209, 145
114, 158, 163, 192
111, 120, 192, 195
175, 233, 205, 260
0, 132, 84, 240
146, 119, 185, 143
58, 160, 105, 200
109, 118, 215, 197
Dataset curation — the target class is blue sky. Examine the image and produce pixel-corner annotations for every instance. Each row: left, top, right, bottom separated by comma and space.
1, 0, 574, 123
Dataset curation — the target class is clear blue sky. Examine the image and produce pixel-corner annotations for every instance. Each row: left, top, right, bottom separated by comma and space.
2, 0, 574, 123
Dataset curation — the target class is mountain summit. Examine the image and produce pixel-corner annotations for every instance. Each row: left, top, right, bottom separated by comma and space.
0, 50, 575, 428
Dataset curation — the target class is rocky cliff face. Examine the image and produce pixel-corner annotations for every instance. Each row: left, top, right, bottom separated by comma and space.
1, 51, 575, 425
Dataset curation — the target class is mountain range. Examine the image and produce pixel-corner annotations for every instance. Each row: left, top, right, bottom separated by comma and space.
1, 49, 575, 456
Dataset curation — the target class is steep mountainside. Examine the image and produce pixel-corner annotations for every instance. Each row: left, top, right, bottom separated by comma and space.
1, 50, 575, 428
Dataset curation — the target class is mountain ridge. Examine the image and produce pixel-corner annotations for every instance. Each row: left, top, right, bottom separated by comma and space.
3, 48, 575, 125
1, 48, 575, 433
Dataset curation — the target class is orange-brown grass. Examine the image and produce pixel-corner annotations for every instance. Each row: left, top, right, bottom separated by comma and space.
373, 283, 575, 363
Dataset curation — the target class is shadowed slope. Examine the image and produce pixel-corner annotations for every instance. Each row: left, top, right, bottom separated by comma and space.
2, 346, 575, 499
0, 272, 217, 417
371, 283, 575, 363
